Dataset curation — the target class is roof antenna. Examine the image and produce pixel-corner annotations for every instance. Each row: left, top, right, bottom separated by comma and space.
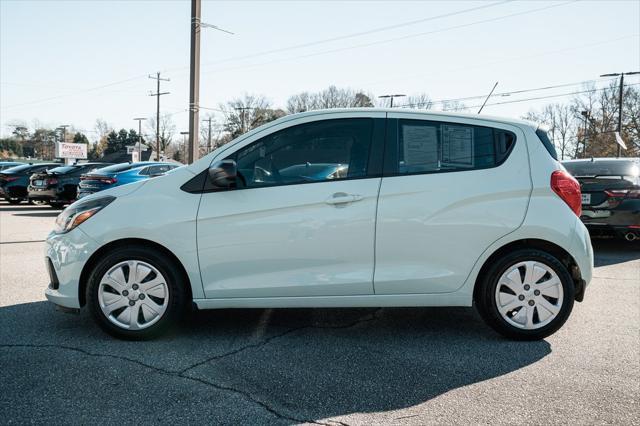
478, 81, 499, 114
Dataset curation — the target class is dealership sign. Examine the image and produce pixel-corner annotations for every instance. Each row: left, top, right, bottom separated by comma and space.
55, 142, 87, 159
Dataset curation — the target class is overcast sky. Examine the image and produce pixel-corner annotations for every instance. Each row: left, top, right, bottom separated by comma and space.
1, 0, 639, 139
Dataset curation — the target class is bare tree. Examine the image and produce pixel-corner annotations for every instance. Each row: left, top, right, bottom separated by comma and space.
403, 93, 433, 109
441, 100, 467, 112
146, 113, 176, 154
287, 92, 313, 114
220, 94, 285, 139
286, 86, 374, 113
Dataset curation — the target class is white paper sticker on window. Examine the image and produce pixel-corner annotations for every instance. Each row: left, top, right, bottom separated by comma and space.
441, 125, 474, 167
402, 124, 438, 169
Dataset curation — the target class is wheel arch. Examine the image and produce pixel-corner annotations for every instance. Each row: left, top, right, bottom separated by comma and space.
473, 238, 585, 303
78, 238, 193, 307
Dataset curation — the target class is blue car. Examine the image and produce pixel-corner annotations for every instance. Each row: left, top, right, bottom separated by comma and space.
77, 161, 180, 199
0, 161, 24, 172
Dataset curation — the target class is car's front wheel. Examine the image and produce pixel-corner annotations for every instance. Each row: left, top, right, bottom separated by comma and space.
476, 249, 575, 340
5, 197, 22, 205
86, 246, 187, 340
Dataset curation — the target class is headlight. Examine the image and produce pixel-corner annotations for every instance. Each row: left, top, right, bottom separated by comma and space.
54, 196, 115, 234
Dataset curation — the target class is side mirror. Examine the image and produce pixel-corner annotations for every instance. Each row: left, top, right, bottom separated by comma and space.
208, 159, 237, 189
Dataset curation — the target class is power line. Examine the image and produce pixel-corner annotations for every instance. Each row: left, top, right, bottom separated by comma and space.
1, 75, 147, 110
400, 76, 624, 108
455, 83, 640, 110
198, 0, 576, 77
0, 1, 578, 111
174, 1, 512, 72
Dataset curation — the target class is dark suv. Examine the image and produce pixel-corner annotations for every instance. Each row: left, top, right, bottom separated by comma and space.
0, 163, 61, 204
28, 162, 113, 208
563, 158, 640, 241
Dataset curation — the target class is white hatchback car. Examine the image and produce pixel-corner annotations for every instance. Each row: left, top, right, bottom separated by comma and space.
45, 109, 593, 340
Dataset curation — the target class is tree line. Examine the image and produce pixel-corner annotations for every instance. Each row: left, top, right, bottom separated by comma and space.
522, 81, 640, 159
2, 83, 638, 161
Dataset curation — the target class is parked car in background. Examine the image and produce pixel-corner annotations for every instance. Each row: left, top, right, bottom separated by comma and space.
28, 162, 113, 208
563, 158, 640, 241
0, 161, 24, 171
45, 109, 593, 341
77, 162, 180, 199
0, 163, 61, 204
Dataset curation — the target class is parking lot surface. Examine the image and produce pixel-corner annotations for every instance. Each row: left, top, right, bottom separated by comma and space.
1, 200, 638, 425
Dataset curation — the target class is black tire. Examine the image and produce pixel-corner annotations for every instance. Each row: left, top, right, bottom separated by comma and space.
5, 197, 22, 205
86, 246, 187, 340
475, 249, 575, 340
49, 202, 65, 209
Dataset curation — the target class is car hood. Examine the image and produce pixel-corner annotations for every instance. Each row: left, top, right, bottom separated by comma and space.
73, 178, 148, 205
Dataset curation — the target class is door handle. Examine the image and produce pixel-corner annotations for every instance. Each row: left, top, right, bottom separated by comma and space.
325, 192, 364, 205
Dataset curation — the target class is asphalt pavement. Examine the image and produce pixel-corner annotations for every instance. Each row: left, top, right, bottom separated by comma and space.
1, 200, 638, 425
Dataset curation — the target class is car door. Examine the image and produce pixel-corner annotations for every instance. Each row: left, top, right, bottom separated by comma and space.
197, 113, 386, 299
374, 113, 531, 294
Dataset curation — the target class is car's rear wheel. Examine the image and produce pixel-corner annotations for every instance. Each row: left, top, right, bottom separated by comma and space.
476, 249, 575, 340
86, 246, 187, 340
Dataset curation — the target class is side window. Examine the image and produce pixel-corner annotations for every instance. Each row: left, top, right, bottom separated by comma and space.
230, 118, 373, 188
138, 167, 150, 175
394, 119, 514, 175
150, 165, 170, 175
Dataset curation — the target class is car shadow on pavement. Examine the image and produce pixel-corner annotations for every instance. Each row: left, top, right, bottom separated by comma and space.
0, 301, 551, 423
592, 239, 640, 267
14, 212, 60, 218
0, 206, 55, 212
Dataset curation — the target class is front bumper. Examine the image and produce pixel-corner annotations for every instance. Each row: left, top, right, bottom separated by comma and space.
44, 227, 100, 309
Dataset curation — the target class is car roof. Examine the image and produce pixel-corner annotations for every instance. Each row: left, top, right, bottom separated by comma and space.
270, 108, 539, 129
562, 157, 639, 163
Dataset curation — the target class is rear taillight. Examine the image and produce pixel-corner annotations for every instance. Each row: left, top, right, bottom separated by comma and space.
605, 189, 640, 199
551, 170, 582, 216
47, 178, 58, 185
81, 176, 116, 184
3, 176, 19, 182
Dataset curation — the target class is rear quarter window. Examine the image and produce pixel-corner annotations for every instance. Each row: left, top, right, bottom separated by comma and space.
389, 119, 516, 175
535, 128, 558, 160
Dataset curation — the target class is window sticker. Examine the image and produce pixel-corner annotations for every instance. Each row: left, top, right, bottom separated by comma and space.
441, 124, 474, 167
402, 124, 438, 168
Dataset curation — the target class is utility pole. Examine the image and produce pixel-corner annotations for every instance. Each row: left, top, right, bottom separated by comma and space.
179, 131, 190, 162
149, 72, 170, 161
186, 0, 233, 162
378, 94, 406, 108
188, 0, 201, 164
56, 125, 70, 164
133, 118, 146, 162
600, 71, 640, 157
478, 81, 499, 114
202, 116, 213, 153
580, 111, 590, 158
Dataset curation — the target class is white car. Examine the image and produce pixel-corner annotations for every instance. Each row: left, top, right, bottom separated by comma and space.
45, 109, 593, 340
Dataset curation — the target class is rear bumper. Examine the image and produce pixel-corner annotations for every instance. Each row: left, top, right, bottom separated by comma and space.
28, 187, 56, 201
571, 218, 594, 299
28, 186, 74, 203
